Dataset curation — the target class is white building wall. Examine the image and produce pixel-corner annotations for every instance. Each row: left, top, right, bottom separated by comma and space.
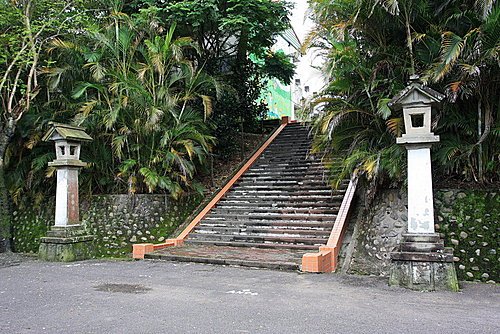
289, 1, 326, 109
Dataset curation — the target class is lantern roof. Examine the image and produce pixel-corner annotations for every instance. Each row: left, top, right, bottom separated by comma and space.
388, 75, 445, 111
42, 122, 93, 142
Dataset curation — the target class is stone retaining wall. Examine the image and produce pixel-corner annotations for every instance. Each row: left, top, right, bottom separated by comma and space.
12, 194, 200, 257
346, 189, 498, 283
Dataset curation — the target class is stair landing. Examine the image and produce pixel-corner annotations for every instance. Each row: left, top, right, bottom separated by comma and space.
145, 244, 303, 271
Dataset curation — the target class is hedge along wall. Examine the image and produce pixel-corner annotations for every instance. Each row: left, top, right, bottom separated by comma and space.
346, 189, 498, 283
11, 194, 201, 257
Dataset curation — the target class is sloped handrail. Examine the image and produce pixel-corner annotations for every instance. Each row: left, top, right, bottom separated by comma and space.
177, 121, 288, 240
326, 174, 359, 248
133, 118, 290, 259
301, 173, 359, 272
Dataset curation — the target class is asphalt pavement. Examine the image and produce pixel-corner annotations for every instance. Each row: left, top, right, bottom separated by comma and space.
0, 254, 499, 334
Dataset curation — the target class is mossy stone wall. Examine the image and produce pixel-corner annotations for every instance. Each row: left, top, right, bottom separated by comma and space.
12, 204, 53, 253
347, 189, 498, 283
435, 190, 498, 283
12, 194, 201, 257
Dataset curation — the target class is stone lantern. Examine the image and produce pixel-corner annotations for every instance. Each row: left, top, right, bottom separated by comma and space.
387, 76, 458, 291
38, 123, 95, 262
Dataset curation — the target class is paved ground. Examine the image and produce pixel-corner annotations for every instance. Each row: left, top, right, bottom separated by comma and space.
1, 254, 499, 334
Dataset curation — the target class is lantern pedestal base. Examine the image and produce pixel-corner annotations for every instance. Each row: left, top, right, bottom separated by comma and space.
389, 234, 459, 291
39, 225, 95, 262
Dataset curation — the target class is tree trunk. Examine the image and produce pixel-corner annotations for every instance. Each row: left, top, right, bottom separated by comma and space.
477, 100, 483, 182
0, 120, 15, 252
0, 158, 10, 252
236, 28, 249, 64
403, 6, 415, 76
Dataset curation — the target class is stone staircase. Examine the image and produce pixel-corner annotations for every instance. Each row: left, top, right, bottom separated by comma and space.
146, 122, 349, 270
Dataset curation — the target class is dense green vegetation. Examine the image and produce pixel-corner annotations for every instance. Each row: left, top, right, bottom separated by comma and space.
304, 0, 499, 192
0, 0, 293, 250
0, 0, 101, 250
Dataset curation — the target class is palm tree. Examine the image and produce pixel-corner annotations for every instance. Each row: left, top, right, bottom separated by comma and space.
302, 0, 414, 191
51, 9, 219, 196
304, 0, 499, 190
426, 0, 499, 182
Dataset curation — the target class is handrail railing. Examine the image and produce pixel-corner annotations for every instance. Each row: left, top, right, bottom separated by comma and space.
326, 174, 359, 247
176, 121, 288, 240
133, 117, 290, 259
170, 124, 283, 239
302, 173, 359, 272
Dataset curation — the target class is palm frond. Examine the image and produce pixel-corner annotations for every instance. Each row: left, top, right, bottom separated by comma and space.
200, 95, 213, 119
376, 98, 392, 120
440, 31, 465, 65
386, 117, 404, 137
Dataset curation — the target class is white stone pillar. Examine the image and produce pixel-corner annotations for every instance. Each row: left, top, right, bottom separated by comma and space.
40, 123, 94, 262
406, 145, 435, 233
388, 77, 458, 291
54, 168, 80, 226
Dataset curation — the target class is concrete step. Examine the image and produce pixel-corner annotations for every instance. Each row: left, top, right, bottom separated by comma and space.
260, 146, 312, 152
264, 147, 311, 152
145, 244, 304, 271
246, 167, 327, 174
248, 168, 326, 174
211, 207, 339, 215
245, 165, 327, 171
238, 175, 333, 182
233, 177, 336, 184
231, 185, 332, 195
185, 239, 321, 250
266, 144, 311, 149
270, 136, 311, 141
228, 189, 338, 196
264, 146, 312, 152
259, 149, 312, 155
231, 184, 338, 195
255, 157, 316, 163
267, 139, 311, 144
251, 161, 324, 167
256, 156, 312, 162
241, 172, 328, 180
188, 233, 327, 245
276, 128, 310, 133
204, 212, 337, 221
193, 226, 331, 236
198, 220, 334, 229
229, 185, 334, 192
400, 241, 445, 252
275, 129, 310, 133
235, 180, 347, 188
254, 162, 318, 166
221, 194, 345, 202
216, 201, 341, 209
236, 178, 332, 184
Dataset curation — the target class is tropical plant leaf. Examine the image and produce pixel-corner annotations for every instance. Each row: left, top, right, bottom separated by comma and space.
200, 95, 213, 119
376, 98, 392, 120
440, 31, 464, 65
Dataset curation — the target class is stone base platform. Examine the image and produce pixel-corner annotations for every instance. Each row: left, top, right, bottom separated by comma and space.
145, 244, 304, 271
389, 233, 459, 291
39, 225, 95, 262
